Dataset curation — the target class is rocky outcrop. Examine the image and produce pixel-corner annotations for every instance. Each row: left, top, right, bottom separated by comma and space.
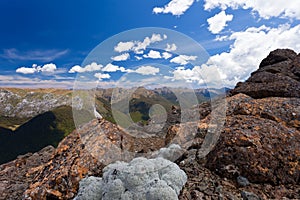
231, 49, 300, 98
23, 119, 166, 199
0, 146, 55, 200
205, 94, 300, 183
177, 49, 300, 199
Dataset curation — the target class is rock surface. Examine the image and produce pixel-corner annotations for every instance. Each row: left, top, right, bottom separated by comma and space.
178, 49, 300, 199
23, 119, 166, 199
75, 157, 187, 200
231, 49, 300, 98
0, 145, 55, 200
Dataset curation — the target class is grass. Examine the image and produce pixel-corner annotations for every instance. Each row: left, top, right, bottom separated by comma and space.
0, 105, 75, 164
0, 116, 30, 130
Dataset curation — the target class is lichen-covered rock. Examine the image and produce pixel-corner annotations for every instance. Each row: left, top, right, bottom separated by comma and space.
151, 144, 184, 162
74, 176, 103, 200
74, 157, 187, 200
177, 49, 300, 199
0, 145, 55, 200
24, 119, 166, 199
205, 93, 300, 186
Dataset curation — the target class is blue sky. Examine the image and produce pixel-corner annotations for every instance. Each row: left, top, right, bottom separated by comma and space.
0, 0, 299, 88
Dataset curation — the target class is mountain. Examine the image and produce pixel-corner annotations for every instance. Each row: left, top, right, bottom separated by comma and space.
1, 49, 299, 199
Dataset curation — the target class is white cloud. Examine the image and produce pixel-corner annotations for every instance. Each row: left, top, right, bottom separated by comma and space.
153, 0, 195, 16
102, 63, 121, 72
170, 55, 197, 65
114, 34, 167, 54
94, 73, 111, 80
206, 24, 300, 87
101, 63, 132, 73
134, 66, 160, 75
114, 42, 135, 53
165, 43, 177, 51
207, 11, 233, 34
204, 0, 300, 20
16, 63, 57, 74
133, 34, 166, 54
16, 67, 36, 74
143, 50, 162, 59
68, 62, 102, 73
164, 65, 225, 87
111, 53, 130, 61
39, 63, 57, 73
171, 66, 201, 82
162, 52, 173, 59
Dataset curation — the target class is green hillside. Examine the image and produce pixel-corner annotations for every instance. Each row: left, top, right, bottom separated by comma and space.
0, 106, 75, 164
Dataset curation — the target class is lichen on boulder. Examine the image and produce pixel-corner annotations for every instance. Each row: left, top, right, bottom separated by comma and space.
74, 157, 187, 200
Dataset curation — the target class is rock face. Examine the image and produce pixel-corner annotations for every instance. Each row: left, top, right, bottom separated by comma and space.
205, 93, 300, 184
23, 119, 166, 199
0, 146, 55, 200
231, 49, 300, 98
178, 49, 300, 199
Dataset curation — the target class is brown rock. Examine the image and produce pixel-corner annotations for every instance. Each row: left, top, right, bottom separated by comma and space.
0, 145, 54, 200
24, 119, 165, 199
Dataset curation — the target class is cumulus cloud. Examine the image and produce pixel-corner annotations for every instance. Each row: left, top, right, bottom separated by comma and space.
207, 11, 233, 34
16, 63, 57, 74
94, 73, 111, 80
40, 63, 57, 73
16, 67, 36, 74
135, 66, 160, 75
162, 52, 173, 59
170, 55, 197, 65
143, 50, 162, 59
153, 0, 195, 16
165, 43, 177, 51
114, 42, 135, 53
68, 62, 102, 73
114, 34, 167, 54
206, 24, 300, 86
204, 0, 300, 20
170, 66, 203, 83
111, 53, 130, 61
102, 63, 119, 72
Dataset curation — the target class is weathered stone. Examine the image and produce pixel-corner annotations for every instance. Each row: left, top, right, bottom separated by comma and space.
231, 49, 300, 98
0, 145, 55, 200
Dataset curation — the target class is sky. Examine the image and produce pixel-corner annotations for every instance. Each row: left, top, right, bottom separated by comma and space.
0, 0, 300, 89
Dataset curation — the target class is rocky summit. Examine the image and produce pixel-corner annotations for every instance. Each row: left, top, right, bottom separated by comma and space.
0, 49, 299, 200
230, 49, 300, 98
